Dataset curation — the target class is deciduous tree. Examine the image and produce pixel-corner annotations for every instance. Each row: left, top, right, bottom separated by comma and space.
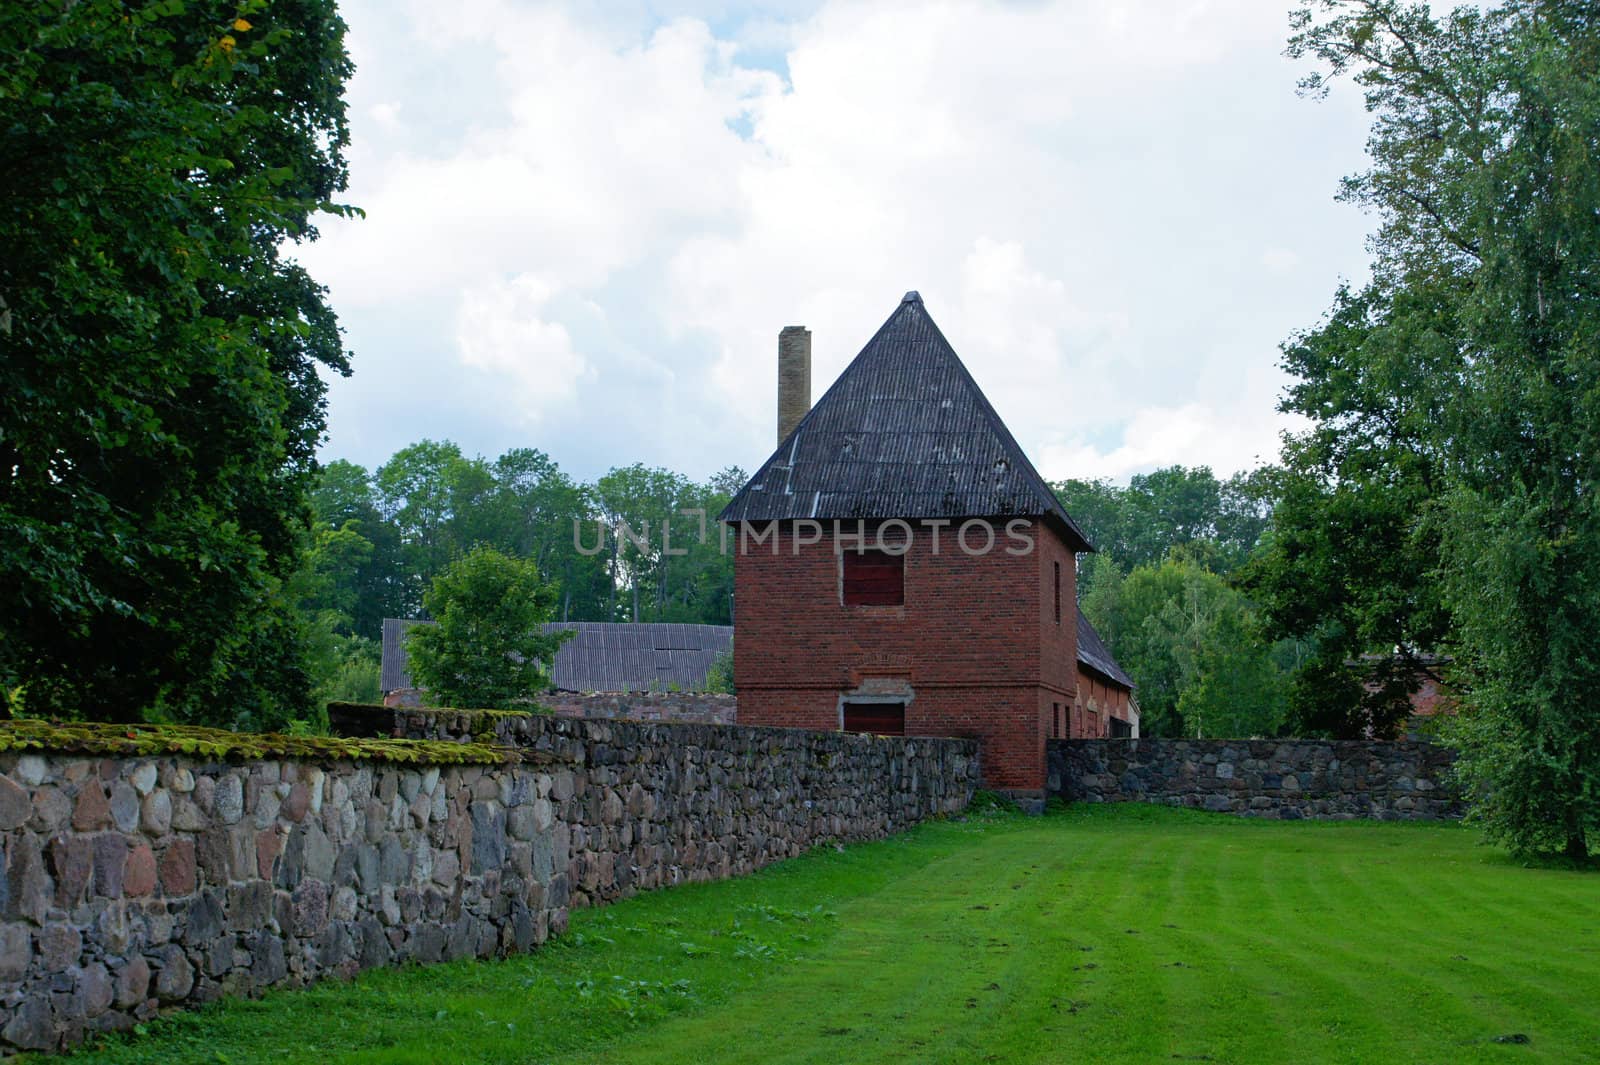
405, 547, 569, 710
0, 0, 356, 724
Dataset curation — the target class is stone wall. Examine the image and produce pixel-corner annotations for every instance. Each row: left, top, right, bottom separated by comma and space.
0, 719, 976, 1053
1048, 738, 1459, 820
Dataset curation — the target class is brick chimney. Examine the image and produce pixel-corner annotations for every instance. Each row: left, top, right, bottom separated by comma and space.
777, 325, 811, 445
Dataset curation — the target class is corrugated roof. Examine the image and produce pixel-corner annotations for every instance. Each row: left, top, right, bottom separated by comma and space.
381, 619, 733, 694
718, 292, 1093, 551
1077, 612, 1135, 690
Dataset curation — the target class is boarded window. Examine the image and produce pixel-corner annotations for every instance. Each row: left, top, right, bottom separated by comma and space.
1053, 561, 1061, 625
842, 549, 904, 606
842, 702, 905, 736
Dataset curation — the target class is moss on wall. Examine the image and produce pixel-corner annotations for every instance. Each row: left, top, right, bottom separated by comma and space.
0, 719, 509, 765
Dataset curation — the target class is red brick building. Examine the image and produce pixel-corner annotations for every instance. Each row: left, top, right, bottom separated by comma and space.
720, 292, 1135, 798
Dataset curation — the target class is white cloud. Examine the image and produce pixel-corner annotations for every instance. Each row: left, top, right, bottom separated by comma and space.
455, 275, 591, 420
305, 0, 1375, 483
1039, 404, 1309, 483
1262, 247, 1301, 272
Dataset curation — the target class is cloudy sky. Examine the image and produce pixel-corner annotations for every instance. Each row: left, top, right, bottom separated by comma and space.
298, 0, 1377, 486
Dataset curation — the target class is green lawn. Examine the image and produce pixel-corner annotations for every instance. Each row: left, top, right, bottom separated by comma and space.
58, 805, 1600, 1065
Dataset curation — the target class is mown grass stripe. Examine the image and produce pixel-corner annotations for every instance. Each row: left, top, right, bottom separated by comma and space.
54, 808, 1600, 1065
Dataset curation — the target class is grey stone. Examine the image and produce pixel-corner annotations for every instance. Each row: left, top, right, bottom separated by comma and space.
129, 763, 158, 796
226, 882, 273, 932
276, 824, 305, 889
14, 756, 47, 787
170, 796, 207, 832
79, 961, 114, 1017
302, 825, 336, 882
0, 923, 31, 982
214, 775, 244, 824
93, 833, 127, 898
3, 994, 55, 1051
0, 775, 31, 830
141, 789, 172, 835
431, 849, 459, 887
113, 955, 150, 1009
291, 880, 330, 937
357, 918, 391, 968
154, 945, 195, 1001
531, 831, 555, 885
185, 889, 226, 943
251, 934, 286, 985
378, 837, 407, 884
31, 785, 71, 832
108, 781, 141, 833
40, 922, 83, 969
470, 805, 506, 876
354, 844, 380, 893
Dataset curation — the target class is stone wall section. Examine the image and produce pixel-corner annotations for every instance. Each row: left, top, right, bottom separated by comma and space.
1048, 738, 1459, 820
0, 718, 976, 1053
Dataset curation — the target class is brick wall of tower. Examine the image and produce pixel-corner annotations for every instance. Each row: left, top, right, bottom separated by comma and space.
730, 518, 1080, 792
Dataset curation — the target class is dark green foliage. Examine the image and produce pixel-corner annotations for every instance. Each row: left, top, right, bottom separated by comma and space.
306, 446, 739, 639
309, 461, 409, 637
704, 643, 734, 695
405, 547, 569, 710
1080, 554, 1291, 738
1242, 283, 1454, 737
0, 0, 355, 725
1052, 466, 1273, 573
1286, 0, 1600, 856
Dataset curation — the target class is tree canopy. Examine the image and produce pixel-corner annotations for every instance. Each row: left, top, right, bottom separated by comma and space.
1277, 0, 1600, 857
405, 547, 569, 710
0, 0, 356, 726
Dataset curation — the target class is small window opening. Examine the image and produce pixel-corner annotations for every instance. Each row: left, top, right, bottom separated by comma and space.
843, 548, 904, 606
1053, 560, 1061, 625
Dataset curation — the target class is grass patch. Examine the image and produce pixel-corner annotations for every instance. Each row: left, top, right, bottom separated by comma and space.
55, 806, 1600, 1064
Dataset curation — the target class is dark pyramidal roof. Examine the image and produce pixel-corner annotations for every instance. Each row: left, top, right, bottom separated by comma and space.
719, 292, 1093, 551
1076, 612, 1135, 690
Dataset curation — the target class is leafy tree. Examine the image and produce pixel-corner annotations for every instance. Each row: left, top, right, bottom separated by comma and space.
375, 440, 489, 601
0, 0, 355, 722
309, 461, 408, 636
1242, 283, 1455, 738
592, 464, 692, 622
405, 547, 569, 709
1081, 554, 1291, 738
1053, 466, 1275, 573
704, 641, 734, 694
1288, 0, 1600, 856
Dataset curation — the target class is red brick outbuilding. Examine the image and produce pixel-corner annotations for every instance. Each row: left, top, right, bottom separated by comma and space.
720, 292, 1135, 798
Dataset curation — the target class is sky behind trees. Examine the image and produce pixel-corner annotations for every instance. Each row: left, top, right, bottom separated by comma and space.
300, 0, 1378, 485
